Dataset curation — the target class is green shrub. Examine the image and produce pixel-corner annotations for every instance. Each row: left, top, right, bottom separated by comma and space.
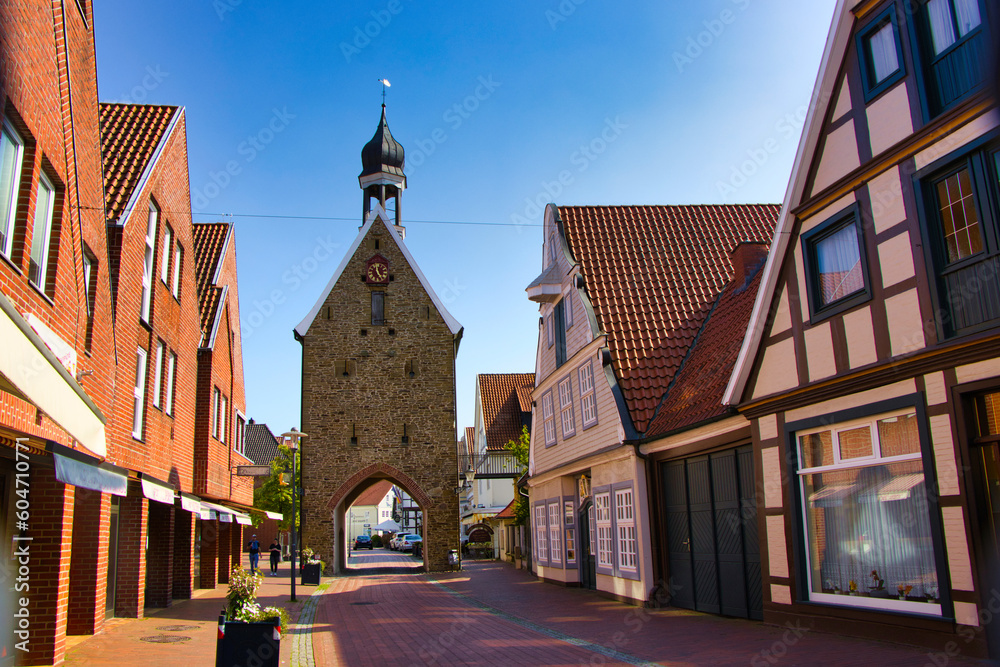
371, 534, 383, 547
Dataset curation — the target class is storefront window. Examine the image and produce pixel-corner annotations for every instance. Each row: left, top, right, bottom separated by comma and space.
798, 410, 941, 615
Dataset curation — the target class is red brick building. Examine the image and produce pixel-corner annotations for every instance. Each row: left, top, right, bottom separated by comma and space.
0, 4, 254, 665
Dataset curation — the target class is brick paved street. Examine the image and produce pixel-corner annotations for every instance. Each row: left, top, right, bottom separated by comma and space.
63, 554, 992, 666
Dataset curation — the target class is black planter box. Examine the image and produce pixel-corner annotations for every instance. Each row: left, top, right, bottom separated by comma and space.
301, 562, 321, 585
216, 615, 280, 667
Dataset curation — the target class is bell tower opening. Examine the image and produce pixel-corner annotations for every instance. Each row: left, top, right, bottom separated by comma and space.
359, 103, 406, 238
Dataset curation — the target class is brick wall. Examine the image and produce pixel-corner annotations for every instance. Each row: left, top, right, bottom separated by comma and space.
145, 500, 175, 607
172, 507, 195, 599
199, 518, 219, 590
114, 493, 148, 617
67, 489, 110, 636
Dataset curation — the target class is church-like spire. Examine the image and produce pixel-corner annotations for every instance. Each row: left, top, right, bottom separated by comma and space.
359, 103, 406, 237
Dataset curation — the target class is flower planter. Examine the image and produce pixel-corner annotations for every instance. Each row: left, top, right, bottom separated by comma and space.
216, 614, 280, 667
301, 562, 321, 585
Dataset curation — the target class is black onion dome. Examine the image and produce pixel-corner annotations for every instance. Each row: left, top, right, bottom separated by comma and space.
360, 105, 405, 178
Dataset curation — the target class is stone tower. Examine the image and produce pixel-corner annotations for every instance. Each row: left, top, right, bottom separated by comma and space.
294, 105, 463, 572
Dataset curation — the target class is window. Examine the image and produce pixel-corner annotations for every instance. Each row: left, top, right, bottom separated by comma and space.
548, 502, 562, 565
554, 299, 567, 366
558, 376, 575, 438
579, 362, 597, 428
212, 387, 220, 439
141, 202, 157, 322
796, 409, 941, 615
564, 502, 576, 564
535, 504, 548, 562
220, 394, 228, 443
172, 243, 182, 298
28, 172, 55, 291
615, 488, 637, 571
132, 348, 147, 439
165, 352, 176, 416
236, 413, 246, 454
0, 118, 24, 259
82, 249, 96, 350
858, 7, 905, 100
161, 225, 172, 283
920, 143, 1000, 337
564, 292, 574, 328
152, 340, 164, 409
588, 504, 596, 557
546, 313, 553, 348
372, 291, 385, 326
802, 207, 870, 320
542, 391, 556, 446
595, 492, 613, 569
915, 0, 988, 116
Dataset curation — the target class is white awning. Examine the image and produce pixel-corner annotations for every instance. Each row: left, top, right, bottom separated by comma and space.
265, 511, 283, 521
53, 452, 127, 496
236, 515, 252, 525
0, 294, 107, 456
178, 492, 202, 514
200, 501, 252, 525
140, 475, 175, 505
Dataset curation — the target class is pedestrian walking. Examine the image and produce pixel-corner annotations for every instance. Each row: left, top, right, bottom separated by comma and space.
269, 539, 281, 576
247, 534, 261, 574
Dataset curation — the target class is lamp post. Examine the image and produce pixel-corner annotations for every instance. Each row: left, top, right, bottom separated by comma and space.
282, 428, 308, 602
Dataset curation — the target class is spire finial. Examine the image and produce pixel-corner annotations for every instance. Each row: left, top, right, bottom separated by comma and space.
377, 78, 391, 106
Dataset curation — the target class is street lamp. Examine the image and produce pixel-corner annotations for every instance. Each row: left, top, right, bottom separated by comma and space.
282, 428, 308, 602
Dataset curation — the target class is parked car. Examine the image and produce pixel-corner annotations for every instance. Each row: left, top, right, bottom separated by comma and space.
354, 535, 373, 550
400, 535, 422, 552
390, 533, 415, 550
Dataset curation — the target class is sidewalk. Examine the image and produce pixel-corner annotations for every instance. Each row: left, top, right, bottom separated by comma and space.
64, 554, 320, 667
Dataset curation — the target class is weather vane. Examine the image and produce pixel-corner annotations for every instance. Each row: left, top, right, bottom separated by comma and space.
377, 78, 391, 106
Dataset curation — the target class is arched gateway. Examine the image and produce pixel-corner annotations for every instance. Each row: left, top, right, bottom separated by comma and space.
294, 104, 463, 573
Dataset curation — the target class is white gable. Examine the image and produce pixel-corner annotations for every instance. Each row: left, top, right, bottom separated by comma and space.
294, 204, 463, 338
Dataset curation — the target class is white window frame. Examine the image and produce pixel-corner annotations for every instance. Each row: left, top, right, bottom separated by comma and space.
165, 351, 176, 416
141, 202, 157, 322
236, 412, 246, 455
0, 119, 24, 260
160, 224, 172, 283
132, 348, 147, 440
564, 501, 576, 565
595, 492, 613, 569
588, 504, 596, 556
542, 391, 556, 446
614, 488, 637, 572
546, 313, 554, 348
28, 172, 55, 291
220, 393, 228, 443
212, 387, 220, 439
172, 242, 182, 298
548, 502, 562, 565
579, 361, 597, 428
558, 376, 575, 438
152, 340, 164, 409
534, 504, 548, 562
82, 251, 94, 315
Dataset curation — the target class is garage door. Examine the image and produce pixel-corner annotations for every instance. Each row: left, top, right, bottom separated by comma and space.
661, 445, 761, 619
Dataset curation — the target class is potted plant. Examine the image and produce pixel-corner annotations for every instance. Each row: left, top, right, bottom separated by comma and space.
216, 565, 288, 667
897, 584, 913, 600
848, 579, 858, 596
869, 570, 888, 598
301, 549, 323, 585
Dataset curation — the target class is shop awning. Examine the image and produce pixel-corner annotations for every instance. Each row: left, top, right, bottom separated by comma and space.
200, 501, 252, 525
0, 292, 107, 456
178, 492, 203, 514
139, 474, 175, 505
264, 511, 283, 521
53, 450, 127, 496
235, 515, 252, 525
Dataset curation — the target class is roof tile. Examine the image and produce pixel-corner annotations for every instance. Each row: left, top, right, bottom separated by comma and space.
479, 373, 535, 451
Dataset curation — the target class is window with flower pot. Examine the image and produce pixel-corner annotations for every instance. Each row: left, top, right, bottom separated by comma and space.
795, 406, 942, 615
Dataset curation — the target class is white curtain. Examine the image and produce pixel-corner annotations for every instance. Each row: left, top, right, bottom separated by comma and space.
816, 224, 862, 305
954, 0, 981, 37
927, 0, 958, 55
869, 22, 899, 83
0, 126, 19, 248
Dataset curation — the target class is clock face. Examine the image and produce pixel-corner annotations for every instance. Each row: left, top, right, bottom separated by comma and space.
367, 261, 388, 283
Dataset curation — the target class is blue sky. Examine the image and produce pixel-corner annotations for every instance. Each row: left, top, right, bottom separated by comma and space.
93, 0, 837, 437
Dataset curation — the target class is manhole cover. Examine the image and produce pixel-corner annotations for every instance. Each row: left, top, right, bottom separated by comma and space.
350, 601, 377, 606
140, 635, 191, 643
156, 625, 201, 632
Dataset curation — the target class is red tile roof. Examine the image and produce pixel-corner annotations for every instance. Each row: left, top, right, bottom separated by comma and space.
479, 373, 535, 451
645, 259, 767, 437
495, 497, 517, 520
192, 223, 231, 345
558, 205, 779, 433
352, 480, 394, 507
464, 427, 476, 457
99, 103, 178, 223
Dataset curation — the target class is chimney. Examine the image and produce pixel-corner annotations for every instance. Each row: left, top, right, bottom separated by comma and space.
731, 242, 769, 285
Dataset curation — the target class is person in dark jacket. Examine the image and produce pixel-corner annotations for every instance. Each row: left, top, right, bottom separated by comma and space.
269, 539, 281, 576
247, 535, 261, 574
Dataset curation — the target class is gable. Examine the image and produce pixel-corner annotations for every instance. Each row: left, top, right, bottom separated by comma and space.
295, 205, 462, 339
